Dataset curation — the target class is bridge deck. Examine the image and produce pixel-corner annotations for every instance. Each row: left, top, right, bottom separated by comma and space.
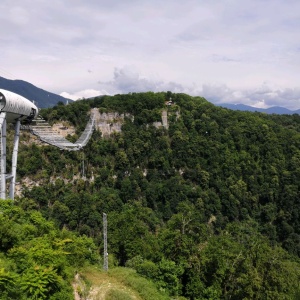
29, 109, 96, 151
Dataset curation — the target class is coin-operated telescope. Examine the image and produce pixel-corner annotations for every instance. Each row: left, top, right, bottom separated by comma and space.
0, 89, 39, 199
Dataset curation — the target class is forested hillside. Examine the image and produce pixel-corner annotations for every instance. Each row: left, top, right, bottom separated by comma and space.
4, 92, 300, 299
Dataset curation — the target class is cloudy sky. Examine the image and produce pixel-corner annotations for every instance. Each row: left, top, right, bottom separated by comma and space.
1, 0, 300, 109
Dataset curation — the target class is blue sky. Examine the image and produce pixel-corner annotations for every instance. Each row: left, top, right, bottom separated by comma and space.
1, 0, 300, 109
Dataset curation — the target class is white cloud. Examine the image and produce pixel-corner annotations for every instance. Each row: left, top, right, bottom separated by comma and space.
60, 89, 110, 101
200, 84, 300, 110
94, 66, 186, 95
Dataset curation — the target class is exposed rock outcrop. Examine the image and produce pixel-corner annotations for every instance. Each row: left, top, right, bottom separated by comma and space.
93, 111, 130, 137
153, 109, 169, 129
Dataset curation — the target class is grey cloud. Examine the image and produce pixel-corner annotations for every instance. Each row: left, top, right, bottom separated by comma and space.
201, 84, 300, 110
98, 67, 185, 94
112, 67, 154, 92
97, 67, 300, 110
65, 65, 300, 110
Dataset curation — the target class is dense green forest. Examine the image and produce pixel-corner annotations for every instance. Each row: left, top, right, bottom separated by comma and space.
0, 201, 97, 299
2, 92, 300, 299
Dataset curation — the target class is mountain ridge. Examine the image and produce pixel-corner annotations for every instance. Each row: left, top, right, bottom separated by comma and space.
216, 102, 300, 114
0, 76, 72, 108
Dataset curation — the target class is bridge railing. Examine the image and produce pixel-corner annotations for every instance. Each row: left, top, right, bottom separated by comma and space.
28, 109, 96, 151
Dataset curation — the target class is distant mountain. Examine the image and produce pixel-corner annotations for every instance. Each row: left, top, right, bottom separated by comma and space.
0, 77, 72, 108
216, 103, 300, 115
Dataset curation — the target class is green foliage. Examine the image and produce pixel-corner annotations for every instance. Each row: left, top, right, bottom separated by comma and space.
20, 266, 62, 300
126, 256, 159, 279
109, 267, 170, 300
0, 267, 18, 300
185, 222, 300, 299
11, 91, 300, 299
156, 259, 183, 296
0, 201, 98, 299
125, 256, 183, 296
41, 99, 90, 131
109, 201, 161, 265
106, 289, 134, 300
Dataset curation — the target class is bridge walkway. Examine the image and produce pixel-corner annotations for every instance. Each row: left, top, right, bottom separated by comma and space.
25, 108, 97, 151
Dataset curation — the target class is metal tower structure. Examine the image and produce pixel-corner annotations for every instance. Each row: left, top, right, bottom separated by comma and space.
103, 212, 108, 271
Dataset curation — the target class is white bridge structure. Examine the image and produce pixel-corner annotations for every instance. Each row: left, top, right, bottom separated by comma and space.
0, 89, 95, 200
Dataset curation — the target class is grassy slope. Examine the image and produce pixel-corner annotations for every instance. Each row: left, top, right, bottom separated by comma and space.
79, 266, 175, 300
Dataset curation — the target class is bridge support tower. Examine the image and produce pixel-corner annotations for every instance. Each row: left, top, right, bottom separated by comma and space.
0, 112, 21, 200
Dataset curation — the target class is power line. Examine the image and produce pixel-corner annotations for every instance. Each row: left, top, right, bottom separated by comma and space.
0, 68, 16, 80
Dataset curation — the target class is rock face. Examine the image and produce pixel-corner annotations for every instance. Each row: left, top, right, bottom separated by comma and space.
93, 110, 128, 137
153, 110, 169, 129
52, 123, 76, 137
93, 109, 176, 135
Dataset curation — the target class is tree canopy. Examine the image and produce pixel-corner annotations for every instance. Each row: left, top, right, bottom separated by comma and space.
6, 91, 300, 299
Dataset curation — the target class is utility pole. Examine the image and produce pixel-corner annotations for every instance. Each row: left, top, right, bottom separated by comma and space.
103, 213, 108, 271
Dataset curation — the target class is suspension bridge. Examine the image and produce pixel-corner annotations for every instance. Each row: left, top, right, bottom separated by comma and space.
29, 108, 97, 151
